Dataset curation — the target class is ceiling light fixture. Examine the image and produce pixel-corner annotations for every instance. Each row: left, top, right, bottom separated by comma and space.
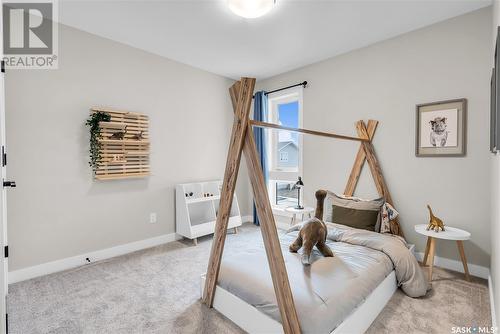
227, 0, 276, 19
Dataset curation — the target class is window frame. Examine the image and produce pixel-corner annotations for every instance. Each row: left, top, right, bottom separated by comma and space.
274, 180, 298, 207
279, 151, 289, 162
265, 86, 304, 209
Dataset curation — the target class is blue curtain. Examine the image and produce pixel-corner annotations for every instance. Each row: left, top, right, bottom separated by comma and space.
253, 91, 268, 226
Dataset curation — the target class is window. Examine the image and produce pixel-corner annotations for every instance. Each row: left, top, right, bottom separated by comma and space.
271, 100, 300, 171
275, 181, 297, 206
266, 87, 303, 208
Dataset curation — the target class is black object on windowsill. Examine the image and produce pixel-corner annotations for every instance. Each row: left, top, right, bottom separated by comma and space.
293, 177, 304, 210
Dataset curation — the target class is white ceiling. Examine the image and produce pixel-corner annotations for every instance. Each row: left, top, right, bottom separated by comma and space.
59, 0, 491, 80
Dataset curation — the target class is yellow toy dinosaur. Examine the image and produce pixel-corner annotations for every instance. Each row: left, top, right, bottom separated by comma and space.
426, 205, 445, 232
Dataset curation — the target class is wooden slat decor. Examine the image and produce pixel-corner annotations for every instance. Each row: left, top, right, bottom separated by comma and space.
90, 108, 150, 181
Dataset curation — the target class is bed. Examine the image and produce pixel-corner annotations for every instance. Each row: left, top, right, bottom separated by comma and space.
201, 222, 426, 334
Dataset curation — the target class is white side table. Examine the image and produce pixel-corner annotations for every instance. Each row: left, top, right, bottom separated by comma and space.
414, 224, 471, 281
285, 207, 315, 226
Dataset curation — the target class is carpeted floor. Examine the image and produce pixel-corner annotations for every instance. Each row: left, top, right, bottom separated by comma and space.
8, 223, 491, 334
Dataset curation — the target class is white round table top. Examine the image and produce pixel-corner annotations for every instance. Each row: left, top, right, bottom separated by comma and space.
414, 224, 470, 240
285, 206, 315, 214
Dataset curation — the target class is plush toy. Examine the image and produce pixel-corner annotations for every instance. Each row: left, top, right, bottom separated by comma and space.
289, 189, 334, 265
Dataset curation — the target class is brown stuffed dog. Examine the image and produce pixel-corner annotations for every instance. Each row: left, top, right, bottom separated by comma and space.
289, 190, 334, 265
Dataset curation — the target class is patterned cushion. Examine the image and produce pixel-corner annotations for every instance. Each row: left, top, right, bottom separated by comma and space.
380, 202, 399, 234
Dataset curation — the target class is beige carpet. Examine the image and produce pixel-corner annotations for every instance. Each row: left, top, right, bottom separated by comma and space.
8, 223, 491, 333
366, 267, 491, 334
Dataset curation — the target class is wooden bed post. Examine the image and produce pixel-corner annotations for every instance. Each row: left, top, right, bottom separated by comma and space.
203, 78, 255, 307
203, 77, 301, 333
229, 82, 301, 334
344, 120, 378, 196
345, 120, 404, 237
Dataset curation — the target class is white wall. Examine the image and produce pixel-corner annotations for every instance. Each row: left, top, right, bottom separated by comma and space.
257, 8, 492, 267
491, 1, 500, 327
4, 24, 251, 271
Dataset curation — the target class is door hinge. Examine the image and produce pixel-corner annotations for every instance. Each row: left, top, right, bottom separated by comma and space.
4, 246, 8, 258
2, 146, 6, 167
1, 61, 4, 73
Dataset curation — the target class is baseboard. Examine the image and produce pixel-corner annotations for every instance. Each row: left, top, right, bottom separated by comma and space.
489, 276, 498, 328
9, 232, 181, 284
415, 252, 490, 279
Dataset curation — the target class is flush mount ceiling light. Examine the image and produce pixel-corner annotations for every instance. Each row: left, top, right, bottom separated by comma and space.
227, 0, 276, 18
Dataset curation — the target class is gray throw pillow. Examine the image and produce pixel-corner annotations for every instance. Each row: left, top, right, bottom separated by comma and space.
331, 205, 380, 231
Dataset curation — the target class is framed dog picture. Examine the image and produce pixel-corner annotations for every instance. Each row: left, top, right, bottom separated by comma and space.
415, 98, 467, 157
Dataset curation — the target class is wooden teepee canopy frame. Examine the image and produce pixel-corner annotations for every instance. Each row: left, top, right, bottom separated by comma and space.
202, 77, 403, 334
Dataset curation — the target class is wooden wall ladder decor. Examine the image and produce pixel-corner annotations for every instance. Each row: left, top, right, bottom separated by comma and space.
202, 77, 403, 334
90, 108, 150, 180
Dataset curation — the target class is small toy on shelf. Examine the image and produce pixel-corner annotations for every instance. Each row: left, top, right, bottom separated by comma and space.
132, 131, 144, 140
110, 126, 127, 140
426, 205, 445, 232
111, 154, 126, 163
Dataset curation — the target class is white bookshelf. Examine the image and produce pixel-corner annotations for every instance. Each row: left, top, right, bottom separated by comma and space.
176, 180, 242, 245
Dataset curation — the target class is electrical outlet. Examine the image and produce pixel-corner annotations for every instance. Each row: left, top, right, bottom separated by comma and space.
150, 213, 157, 224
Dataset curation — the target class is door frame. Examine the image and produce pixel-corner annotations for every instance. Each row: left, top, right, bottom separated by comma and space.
0, 2, 8, 332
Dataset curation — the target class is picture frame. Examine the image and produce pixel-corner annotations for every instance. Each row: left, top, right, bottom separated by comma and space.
492, 26, 500, 154
415, 98, 467, 157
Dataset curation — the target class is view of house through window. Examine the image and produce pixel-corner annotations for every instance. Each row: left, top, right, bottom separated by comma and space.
276, 101, 299, 169
267, 88, 303, 207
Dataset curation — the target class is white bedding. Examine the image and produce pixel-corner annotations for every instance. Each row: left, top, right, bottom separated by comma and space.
218, 224, 397, 334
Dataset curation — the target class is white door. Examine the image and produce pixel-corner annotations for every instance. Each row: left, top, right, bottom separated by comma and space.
0, 3, 9, 332
0, 59, 8, 334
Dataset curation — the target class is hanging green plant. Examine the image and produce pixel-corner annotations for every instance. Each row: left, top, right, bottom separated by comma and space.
86, 111, 111, 172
